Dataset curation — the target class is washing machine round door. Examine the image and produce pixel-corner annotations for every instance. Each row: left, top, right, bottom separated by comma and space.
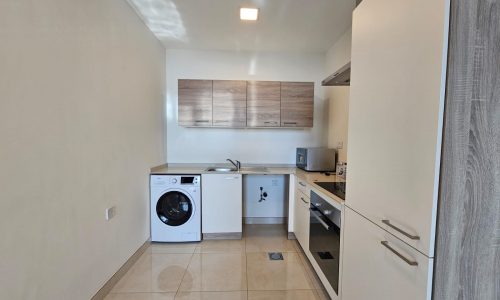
156, 191, 193, 226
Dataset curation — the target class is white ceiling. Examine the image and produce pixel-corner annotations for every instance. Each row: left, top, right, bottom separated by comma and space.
127, 0, 355, 53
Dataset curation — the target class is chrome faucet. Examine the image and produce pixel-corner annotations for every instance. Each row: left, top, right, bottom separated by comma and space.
227, 159, 241, 171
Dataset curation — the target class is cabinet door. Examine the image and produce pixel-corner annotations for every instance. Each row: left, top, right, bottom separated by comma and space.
342, 208, 433, 300
212, 80, 247, 127
346, 0, 449, 256
178, 79, 213, 126
294, 189, 310, 251
201, 174, 242, 234
281, 82, 314, 127
247, 81, 281, 127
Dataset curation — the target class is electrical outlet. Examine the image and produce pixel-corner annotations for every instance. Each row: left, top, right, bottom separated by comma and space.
105, 206, 116, 221
336, 141, 344, 149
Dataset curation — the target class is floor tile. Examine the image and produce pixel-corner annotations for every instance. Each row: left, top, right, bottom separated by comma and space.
175, 291, 247, 300
111, 253, 192, 293
105, 292, 176, 300
296, 252, 326, 290
244, 224, 288, 238
313, 289, 331, 300
195, 239, 245, 253
248, 290, 320, 300
179, 253, 247, 292
150, 242, 198, 254
246, 252, 313, 291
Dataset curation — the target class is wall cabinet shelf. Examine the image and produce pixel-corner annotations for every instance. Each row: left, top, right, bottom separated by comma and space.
281, 82, 314, 127
212, 80, 247, 127
246, 81, 281, 127
178, 79, 314, 128
178, 79, 213, 127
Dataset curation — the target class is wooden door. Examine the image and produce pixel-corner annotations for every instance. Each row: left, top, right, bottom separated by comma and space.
281, 82, 314, 127
246, 81, 281, 127
212, 80, 247, 127
178, 79, 212, 126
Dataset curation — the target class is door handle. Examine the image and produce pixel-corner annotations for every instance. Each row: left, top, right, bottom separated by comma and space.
310, 209, 330, 230
382, 219, 420, 240
380, 241, 418, 266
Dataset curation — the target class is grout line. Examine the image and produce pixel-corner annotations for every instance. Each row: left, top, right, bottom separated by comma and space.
174, 251, 196, 297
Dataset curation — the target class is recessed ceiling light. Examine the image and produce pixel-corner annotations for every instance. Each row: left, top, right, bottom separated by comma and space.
240, 8, 259, 21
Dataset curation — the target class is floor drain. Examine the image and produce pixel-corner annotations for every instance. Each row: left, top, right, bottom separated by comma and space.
268, 252, 284, 260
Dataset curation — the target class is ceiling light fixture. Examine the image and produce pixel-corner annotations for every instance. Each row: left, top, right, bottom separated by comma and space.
240, 8, 259, 21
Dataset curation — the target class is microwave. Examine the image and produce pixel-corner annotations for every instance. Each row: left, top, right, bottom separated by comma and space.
296, 147, 336, 172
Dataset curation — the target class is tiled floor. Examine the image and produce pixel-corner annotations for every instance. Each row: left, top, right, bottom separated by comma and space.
106, 224, 330, 300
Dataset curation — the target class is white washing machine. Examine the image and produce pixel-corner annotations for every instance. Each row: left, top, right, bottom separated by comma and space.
150, 175, 201, 242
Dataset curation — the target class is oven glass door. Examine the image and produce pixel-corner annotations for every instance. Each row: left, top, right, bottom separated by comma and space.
309, 203, 341, 294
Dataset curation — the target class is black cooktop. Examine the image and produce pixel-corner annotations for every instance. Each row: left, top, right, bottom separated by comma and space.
314, 182, 346, 200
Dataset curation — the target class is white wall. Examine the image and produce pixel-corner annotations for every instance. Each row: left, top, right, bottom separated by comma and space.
166, 49, 328, 164
325, 28, 352, 162
0, 1, 165, 299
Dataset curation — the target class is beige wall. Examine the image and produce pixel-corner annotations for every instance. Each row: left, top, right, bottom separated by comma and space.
0, 1, 165, 299
325, 28, 352, 162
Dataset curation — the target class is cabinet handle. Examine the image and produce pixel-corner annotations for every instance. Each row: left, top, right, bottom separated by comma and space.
284, 122, 297, 125
382, 219, 420, 240
264, 121, 278, 124
214, 120, 229, 123
299, 182, 306, 187
224, 176, 239, 180
380, 241, 418, 266
300, 197, 309, 204
195, 120, 209, 123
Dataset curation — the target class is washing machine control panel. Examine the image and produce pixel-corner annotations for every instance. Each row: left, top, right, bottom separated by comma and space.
150, 175, 200, 187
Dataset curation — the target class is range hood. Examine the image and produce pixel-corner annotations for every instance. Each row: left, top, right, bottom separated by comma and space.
322, 62, 351, 86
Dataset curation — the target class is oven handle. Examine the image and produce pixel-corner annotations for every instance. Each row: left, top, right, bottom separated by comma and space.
310, 209, 331, 230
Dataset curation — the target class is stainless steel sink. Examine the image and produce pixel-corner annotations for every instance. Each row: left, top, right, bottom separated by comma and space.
205, 167, 237, 172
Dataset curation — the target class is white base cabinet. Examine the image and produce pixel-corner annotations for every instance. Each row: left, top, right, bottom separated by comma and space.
201, 174, 242, 234
293, 187, 310, 250
342, 207, 433, 300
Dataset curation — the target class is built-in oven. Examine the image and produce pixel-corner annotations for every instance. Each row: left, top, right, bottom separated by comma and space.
309, 190, 341, 295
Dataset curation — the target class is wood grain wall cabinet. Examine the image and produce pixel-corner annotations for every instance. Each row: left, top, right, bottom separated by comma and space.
246, 81, 281, 127
212, 80, 247, 127
178, 79, 213, 126
281, 82, 314, 127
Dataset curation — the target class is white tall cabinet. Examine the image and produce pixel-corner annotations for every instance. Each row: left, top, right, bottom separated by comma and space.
343, 0, 450, 299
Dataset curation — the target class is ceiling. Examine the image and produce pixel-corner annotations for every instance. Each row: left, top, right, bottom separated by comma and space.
127, 0, 355, 53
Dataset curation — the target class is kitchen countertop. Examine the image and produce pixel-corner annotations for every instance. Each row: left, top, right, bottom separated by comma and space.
295, 168, 346, 204
150, 163, 346, 204
150, 163, 296, 175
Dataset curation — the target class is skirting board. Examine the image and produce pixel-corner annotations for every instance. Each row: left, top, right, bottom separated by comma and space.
91, 240, 150, 300
244, 217, 286, 224
203, 232, 242, 240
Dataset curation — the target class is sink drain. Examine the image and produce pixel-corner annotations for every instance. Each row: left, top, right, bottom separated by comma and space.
268, 252, 284, 260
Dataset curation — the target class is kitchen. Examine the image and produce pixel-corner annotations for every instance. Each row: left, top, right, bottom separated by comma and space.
1, 1, 498, 300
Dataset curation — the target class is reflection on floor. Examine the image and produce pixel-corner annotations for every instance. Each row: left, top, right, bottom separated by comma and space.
105, 224, 330, 300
